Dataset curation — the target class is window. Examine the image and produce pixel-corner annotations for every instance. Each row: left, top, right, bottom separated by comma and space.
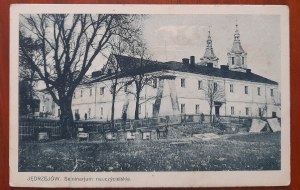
198, 80, 203, 90
124, 85, 128, 92
153, 78, 157, 88
100, 87, 105, 95
58, 109, 61, 117
245, 86, 248, 94
259, 108, 262, 117
214, 82, 218, 91
181, 78, 185, 88
100, 107, 103, 116
181, 104, 185, 114
272, 112, 277, 118
232, 57, 235, 65
230, 84, 234, 93
73, 92, 76, 98
257, 87, 261, 96
90, 88, 92, 96
246, 107, 249, 116
80, 90, 83, 97
242, 57, 245, 65
42, 106, 45, 112
271, 89, 274, 96
195, 104, 200, 114
231, 106, 235, 115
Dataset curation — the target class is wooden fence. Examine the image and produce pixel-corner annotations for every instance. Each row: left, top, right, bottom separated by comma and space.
19, 114, 264, 141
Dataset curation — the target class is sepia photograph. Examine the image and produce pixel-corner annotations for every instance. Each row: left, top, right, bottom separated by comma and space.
9, 4, 290, 187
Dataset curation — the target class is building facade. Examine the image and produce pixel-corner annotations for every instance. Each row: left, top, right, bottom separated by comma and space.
39, 25, 280, 121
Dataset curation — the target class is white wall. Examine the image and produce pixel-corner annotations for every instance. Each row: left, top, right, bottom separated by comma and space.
70, 70, 280, 121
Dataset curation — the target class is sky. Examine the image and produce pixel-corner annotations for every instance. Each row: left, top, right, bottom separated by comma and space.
95, 14, 281, 84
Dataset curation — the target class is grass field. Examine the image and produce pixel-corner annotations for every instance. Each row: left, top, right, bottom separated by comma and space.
19, 130, 280, 172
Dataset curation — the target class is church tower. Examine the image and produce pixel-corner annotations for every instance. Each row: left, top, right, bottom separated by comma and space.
200, 27, 219, 67
227, 23, 247, 72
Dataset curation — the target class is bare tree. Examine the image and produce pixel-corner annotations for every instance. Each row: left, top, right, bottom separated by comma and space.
19, 14, 142, 138
19, 35, 40, 116
104, 37, 132, 126
127, 40, 159, 120
204, 79, 225, 123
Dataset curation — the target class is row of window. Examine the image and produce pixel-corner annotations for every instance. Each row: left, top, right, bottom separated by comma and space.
230, 106, 250, 116
181, 78, 274, 96
180, 104, 200, 114
74, 80, 274, 99
179, 103, 264, 116
74, 78, 158, 99
231, 106, 266, 116
74, 87, 105, 98
239, 86, 274, 96
74, 107, 104, 117
72, 104, 269, 119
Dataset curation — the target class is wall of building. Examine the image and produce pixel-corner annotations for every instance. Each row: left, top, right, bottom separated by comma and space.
69, 70, 280, 121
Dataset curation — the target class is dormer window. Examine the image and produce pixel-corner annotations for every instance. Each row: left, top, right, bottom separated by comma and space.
232, 57, 235, 65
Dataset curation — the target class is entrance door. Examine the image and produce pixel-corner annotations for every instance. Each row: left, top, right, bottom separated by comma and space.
215, 106, 220, 116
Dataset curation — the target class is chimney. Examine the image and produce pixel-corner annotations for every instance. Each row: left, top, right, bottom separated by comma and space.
190, 56, 195, 67
246, 69, 251, 74
220, 65, 229, 70
207, 63, 213, 68
182, 58, 189, 65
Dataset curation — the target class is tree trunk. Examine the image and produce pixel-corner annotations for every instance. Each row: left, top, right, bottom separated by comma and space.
134, 90, 141, 120
59, 96, 75, 139
111, 89, 116, 127
209, 105, 213, 124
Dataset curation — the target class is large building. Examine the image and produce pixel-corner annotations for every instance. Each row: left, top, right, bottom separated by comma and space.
70, 25, 281, 121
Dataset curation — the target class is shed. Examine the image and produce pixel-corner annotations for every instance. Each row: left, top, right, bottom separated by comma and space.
156, 126, 168, 139
139, 128, 152, 140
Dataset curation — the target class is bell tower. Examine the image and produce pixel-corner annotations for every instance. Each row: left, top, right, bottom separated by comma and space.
200, 26, 219, 67
227, 23, 247, 72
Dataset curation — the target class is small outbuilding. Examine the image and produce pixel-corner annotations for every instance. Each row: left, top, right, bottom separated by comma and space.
156, 126, 168, 139
139, 128, 152, 140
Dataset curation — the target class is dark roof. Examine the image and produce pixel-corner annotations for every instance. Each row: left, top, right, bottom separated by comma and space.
89, 54, 278, 85
114, 54, 162, 71
159, 61, 278, 85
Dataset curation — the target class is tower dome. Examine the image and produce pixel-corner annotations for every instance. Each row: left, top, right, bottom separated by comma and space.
200, 27, 219, 67
227, 23, 248, 72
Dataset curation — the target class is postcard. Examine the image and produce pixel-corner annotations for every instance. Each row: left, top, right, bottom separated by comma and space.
10, 4, 290, 187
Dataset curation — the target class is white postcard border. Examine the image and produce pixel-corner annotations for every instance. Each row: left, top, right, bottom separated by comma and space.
9, 4, 290, 187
